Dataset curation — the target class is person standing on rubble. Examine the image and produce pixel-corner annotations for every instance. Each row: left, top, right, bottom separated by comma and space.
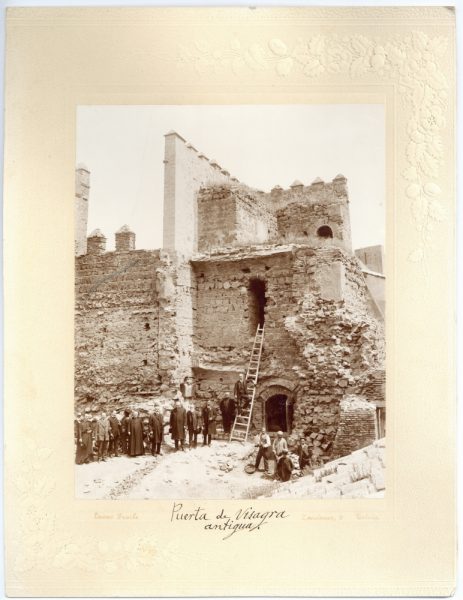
108, 410, 121, 457
78, 411, 94, 464
128, 410, 144, 457
120, 408, 132, 455
96, 412, 110, 462
254, 427, 272, 474
272, 430, 288, 461
180, 376, 196, 406
186, 403, 202, 449
170, 398, 187, 451
149, 405, 164, 456
202, 399, 217, 446
234, 373, 249, 414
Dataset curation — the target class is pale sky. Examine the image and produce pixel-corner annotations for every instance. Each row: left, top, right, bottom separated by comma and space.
76, 104, 385, 252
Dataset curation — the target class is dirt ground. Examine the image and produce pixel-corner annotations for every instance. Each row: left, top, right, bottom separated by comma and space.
75, 440, 285, 500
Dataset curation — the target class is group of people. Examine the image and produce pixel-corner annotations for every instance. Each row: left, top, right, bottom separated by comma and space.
74, 406, 166, 464
253, 429, 317, 481
75, 374, 314, 484
74, 386, 237, 464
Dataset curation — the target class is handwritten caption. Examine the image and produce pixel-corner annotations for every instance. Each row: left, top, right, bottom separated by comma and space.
171, 502, 289, 540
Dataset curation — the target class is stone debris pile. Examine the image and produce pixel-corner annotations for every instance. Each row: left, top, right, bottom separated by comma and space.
266, 437, 385, 498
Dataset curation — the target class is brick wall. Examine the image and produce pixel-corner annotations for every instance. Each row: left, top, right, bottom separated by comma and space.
332, 395, 377, 457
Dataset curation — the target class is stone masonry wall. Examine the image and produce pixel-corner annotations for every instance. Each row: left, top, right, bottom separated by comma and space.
75, 249, 196, 410
197, 184, 277, 252
276, 200, 351, 248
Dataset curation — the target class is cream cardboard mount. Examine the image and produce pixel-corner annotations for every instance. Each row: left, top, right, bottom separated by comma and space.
3, 6, 456, 597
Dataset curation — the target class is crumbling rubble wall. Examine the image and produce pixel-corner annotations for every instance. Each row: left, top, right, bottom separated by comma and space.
284, 246, 385, 457
192, 243, 384, 459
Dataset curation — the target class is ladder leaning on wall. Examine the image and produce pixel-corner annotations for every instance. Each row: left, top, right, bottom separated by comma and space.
229, 324, 265, 443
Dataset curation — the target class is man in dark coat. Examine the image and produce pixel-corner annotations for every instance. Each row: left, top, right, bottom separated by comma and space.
128, 410, 144, 457
234, 373, 249, 414
202, 400, 217, 447
186, 403, 202, 449
108, 411, 121, 457
219, 392, 236, 434
170, 399, 187, 451
149, 406, 164, 456
79, 413, 94, 464
74, 413, 86, 465
120, 408, 132, 455
276, 449, 294, 482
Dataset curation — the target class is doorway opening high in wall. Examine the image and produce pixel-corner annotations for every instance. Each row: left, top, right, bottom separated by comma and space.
248, 278, 266, 335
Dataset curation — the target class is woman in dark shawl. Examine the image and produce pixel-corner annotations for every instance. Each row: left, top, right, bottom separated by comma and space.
128, 410, 144, 457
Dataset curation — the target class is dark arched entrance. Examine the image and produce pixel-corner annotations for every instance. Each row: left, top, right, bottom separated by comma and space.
266, 394, 290, 432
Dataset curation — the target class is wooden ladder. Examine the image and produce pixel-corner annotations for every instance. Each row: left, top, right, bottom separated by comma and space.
230, 324, 265, 443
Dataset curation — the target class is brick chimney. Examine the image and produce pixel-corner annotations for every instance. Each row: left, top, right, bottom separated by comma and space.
115, 225, 135, 252
87, 229, 106, 255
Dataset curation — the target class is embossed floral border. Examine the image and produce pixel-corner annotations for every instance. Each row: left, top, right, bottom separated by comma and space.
4, 6, 455, 596
177, 30, 451, 273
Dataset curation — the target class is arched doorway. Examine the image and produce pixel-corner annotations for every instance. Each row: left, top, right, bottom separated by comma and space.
252, 380, 297, 433
266, 394, 289, 432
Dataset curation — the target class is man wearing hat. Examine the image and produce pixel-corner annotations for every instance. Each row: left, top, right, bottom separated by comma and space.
276, 449, 294, 482
96, 412, 110, 462
108, 411, 121, 457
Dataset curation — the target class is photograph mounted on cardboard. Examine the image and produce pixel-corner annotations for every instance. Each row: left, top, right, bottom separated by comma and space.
74, 104, 385, 500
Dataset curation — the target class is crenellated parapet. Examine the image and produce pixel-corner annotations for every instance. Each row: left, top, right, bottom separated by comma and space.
264, 174, 348, 212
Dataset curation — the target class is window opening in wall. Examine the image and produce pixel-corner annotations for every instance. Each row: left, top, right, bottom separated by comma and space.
317, 225, 333, 239
248, 277, 266, 333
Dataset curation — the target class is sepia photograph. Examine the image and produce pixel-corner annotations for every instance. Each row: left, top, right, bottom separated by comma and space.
4, 5, 456, 596
74, 104, 386, 500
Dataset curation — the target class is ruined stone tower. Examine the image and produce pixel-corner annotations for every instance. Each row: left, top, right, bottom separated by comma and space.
75, 131, 385, 460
